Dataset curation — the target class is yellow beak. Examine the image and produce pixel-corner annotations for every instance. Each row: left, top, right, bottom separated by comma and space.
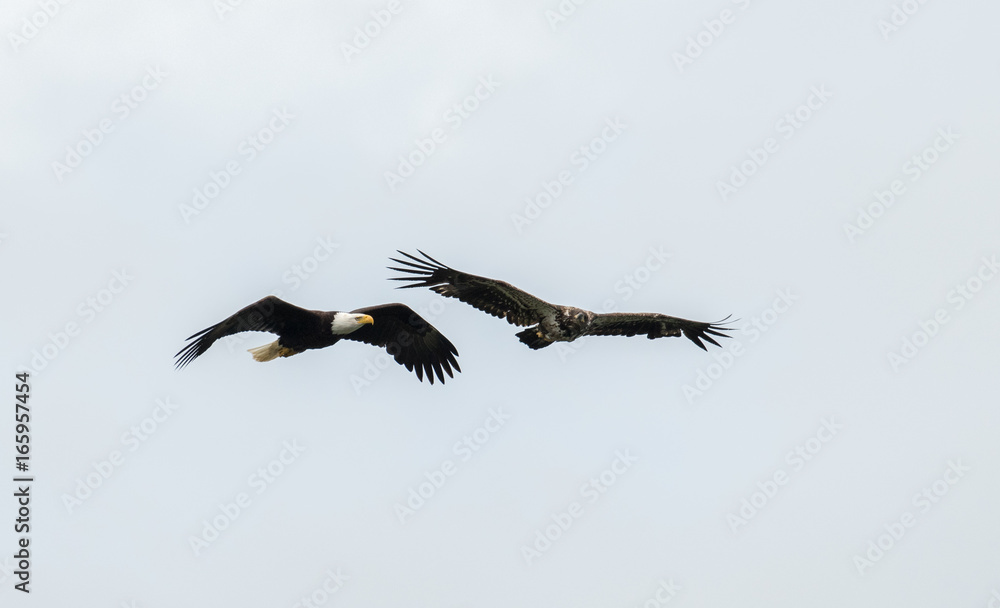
358, 315, 374, 325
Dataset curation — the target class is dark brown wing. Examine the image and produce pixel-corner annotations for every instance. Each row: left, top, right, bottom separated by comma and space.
585, 313, 734, 350
342, 303, 460, 384
175, 296, 319, 368
388, 250, 557, 327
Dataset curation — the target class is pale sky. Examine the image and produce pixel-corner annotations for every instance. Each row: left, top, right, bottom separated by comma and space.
2, 1, 1000, 606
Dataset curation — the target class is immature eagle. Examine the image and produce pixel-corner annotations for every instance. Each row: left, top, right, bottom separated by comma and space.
175, 295, 460, 384
389, 251, 731, 351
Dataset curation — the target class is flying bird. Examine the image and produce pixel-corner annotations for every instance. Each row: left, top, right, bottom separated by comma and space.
389, 250, 732, 352
175, 295, 460, 384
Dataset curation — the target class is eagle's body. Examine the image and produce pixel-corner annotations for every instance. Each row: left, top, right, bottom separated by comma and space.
243, 309, 371, 361
175, 295, 460, 384
390, 251, 731, 351
519, 305, 595, 348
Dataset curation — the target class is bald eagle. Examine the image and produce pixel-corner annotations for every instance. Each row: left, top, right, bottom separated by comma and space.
389, 251, 732, 351
175, 295, 460, 384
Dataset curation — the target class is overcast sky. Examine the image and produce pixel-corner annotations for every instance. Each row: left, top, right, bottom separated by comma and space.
3, 0, 1000, 606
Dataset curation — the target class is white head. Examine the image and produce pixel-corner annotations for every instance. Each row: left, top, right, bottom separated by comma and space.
331, 312, 374, 335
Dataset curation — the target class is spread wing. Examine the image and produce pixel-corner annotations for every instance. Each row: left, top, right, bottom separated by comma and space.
175, 296, 317, 368
342, 303, 461, 384
388, 250, 558, 327
585, 313, 734, 350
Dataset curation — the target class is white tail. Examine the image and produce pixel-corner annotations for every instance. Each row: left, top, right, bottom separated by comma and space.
247, 341, 296, 362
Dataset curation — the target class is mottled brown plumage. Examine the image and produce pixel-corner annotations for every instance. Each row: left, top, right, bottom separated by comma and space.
390, 250, 732, 351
